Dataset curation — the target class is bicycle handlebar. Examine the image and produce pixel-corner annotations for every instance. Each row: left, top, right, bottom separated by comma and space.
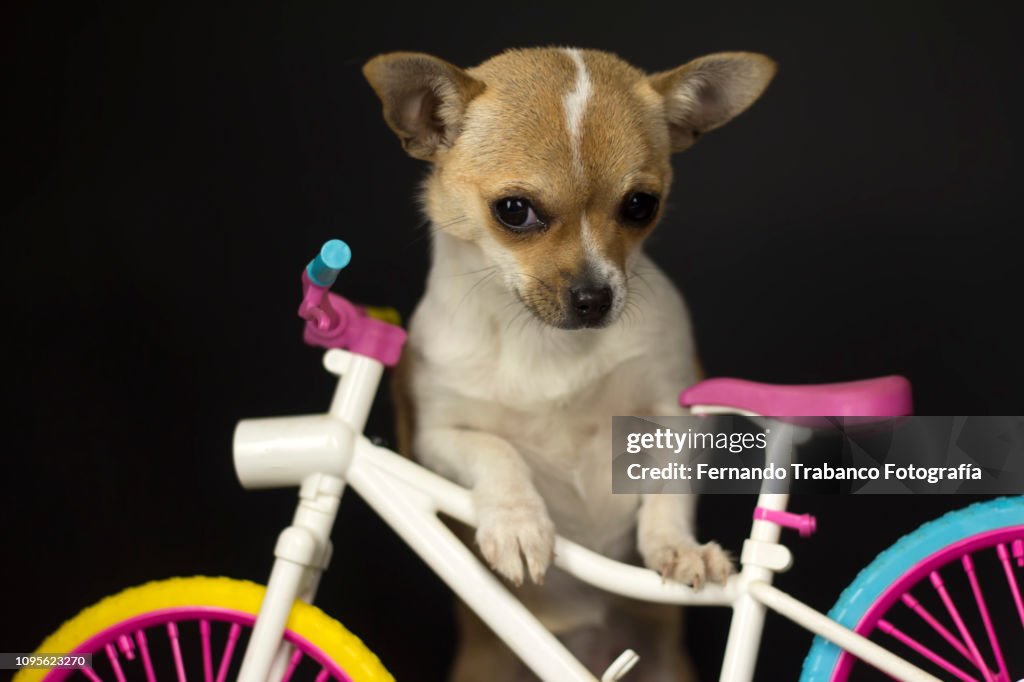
306, 239, 352, 288
298, 238, 407, 366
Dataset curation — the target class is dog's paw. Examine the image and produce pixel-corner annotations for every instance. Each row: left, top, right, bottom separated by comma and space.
644, 541, 732, 590
475, 496, 556, 586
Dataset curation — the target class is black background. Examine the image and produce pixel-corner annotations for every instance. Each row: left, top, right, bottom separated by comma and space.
10, 1, 1023, 680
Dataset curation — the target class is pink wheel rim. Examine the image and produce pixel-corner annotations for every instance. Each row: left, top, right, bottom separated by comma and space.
42, 607, 354, 682
833, 526, 1024, 681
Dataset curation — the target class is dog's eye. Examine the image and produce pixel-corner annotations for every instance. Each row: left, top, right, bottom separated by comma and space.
494, 197, 544, 231
620, 192, 659, 226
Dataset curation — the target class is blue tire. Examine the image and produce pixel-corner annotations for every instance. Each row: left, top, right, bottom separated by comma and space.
801, 496, 1024, 680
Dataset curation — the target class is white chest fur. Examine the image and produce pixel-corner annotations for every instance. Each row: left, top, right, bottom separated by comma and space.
407, 233, 698, 555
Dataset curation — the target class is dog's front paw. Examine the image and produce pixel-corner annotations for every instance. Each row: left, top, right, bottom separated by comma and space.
475, 495, 556, 586
643, 541, 732, 590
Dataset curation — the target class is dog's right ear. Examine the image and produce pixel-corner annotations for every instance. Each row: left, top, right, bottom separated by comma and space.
363, 52, 485, 161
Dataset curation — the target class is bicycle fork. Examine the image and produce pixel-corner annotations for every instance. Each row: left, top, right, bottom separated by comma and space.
234, 350, 383, 682
718, 422, 941, 682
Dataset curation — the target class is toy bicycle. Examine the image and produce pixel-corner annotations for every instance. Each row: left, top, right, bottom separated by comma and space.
18, 239, 1024, 682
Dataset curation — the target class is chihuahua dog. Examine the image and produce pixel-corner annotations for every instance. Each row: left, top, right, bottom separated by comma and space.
364, 47, 774, 681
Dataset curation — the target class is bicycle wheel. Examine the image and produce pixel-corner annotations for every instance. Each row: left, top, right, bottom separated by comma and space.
801, 497, 1024, 681
15, 576, 394, 682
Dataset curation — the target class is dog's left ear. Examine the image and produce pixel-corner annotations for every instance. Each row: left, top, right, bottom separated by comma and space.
363, 52, 485, 161
649, 52, 777, 152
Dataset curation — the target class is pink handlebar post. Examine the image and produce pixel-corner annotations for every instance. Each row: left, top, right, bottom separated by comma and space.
298, 269, 407, 366
753, 507, 818, 538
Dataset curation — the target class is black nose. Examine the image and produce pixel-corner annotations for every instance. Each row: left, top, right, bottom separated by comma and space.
570, 287, 613, 325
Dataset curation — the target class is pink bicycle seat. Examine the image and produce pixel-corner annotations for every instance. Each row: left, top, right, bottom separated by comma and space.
680, 375, 913, 417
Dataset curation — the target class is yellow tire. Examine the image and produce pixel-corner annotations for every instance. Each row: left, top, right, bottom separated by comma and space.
15, 576, 393, 682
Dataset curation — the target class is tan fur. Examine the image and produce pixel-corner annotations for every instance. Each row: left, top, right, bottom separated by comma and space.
413, 50, 676, 328
365, 46, 775, 682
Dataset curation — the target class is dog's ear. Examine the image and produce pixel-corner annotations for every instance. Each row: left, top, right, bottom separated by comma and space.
363, 52, 485, 161
648, 52, 776, 152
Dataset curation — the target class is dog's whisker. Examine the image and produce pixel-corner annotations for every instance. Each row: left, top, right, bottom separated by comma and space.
432, 216, 470, 234
437, 216, 469, 230
444, 265, 499, 278
407, 216, 470, 247
513, 272, 556, 293
449, 270, 499, 325
627, 285, 648, 308
498, 300, 522, 316
505, 307, 528, 334
620, 287, 647, 328
627, 269, 657, 297
404, 219, 436, 247
627, 288, 651, 306
619, 298, 635, 325
518, 307, 540, 335
623, 282, 651, 309
624, 300, 643, 327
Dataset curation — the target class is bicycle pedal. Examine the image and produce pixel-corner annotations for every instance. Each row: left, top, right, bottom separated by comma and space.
601, 649, 639, 681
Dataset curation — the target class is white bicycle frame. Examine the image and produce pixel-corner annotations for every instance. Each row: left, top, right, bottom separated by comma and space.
231, 348, 942, 682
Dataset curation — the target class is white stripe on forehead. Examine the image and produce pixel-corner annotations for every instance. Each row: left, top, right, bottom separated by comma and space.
581, 215, 627, 319
562, 48, 592, 177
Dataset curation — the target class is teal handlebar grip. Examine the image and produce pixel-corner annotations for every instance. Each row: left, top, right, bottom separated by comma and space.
306, 239, 351, 287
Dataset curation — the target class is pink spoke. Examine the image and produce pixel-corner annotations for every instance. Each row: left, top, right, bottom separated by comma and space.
81, 665, 105, 682
930, 571, 994, 681
314, 668, 330, 682
104, 643, 127, 682
117, 635, 135, 661
214, 623, 241, 682
901, 593, 974, 663
135, 630, 157, 682
200, 620, 213, 682
997, 543, 1024, 629
963, 555, 1009, 681
878, 619, 980, 682
167, 622, 187, 682
281, 649, 303, 682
